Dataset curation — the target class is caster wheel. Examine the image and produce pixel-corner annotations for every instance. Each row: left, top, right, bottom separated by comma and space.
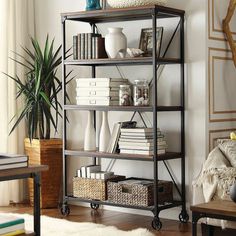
90, 203, 99, 210
61, 205, 70, 216
152, 217, 162, 230
179, 211, 189, 223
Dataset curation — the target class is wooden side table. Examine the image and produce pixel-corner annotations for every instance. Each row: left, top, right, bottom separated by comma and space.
0, 165, 48, 236
190, 200, 236, 236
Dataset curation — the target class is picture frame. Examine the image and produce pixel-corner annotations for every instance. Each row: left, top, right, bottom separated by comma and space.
139, 27, 163, 57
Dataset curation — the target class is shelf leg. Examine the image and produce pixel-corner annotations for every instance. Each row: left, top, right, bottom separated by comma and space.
33, 173, 41, 236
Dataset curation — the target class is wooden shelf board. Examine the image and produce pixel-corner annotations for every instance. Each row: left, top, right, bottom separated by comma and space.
63, 105, 183, 112
61, 5, 185, 23
64, 57, 181, 66
64, 150, 182, 161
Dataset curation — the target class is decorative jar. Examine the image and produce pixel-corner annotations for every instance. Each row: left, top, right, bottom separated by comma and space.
107, 0, 167, 8
133, 80, 149, 106
119, 85, 132, 106
86, 0, 101, 11
105, 27, 127, 58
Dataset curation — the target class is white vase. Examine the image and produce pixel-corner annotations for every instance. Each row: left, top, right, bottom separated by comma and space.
105, 27, 127, 59
84, 111, 96, 151
99, 111, 111, 152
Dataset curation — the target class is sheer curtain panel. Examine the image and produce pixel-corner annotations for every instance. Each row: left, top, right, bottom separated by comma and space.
0, 0, 35, 206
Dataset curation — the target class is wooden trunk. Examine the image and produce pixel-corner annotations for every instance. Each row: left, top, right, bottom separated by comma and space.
24, 138, 62, 208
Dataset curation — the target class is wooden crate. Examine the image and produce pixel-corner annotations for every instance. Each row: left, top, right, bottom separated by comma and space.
73, 175, 125, 201
107, 178, 173, 206
24, 138, 62, 208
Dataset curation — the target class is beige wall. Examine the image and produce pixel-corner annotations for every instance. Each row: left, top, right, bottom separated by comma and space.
34, 0, 207, 219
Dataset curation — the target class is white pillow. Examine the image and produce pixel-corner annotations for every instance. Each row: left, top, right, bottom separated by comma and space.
218, 139, 236, 167
202, 146, 231, 171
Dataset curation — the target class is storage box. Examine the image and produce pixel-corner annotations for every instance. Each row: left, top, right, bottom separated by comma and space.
107, 178, 173, 206
73, 175, 125, 201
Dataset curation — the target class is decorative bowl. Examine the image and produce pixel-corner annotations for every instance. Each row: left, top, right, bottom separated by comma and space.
107, 0, 167, 8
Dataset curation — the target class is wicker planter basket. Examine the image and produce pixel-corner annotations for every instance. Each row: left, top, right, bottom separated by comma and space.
24, 138, 62, 208
107, 178, 173, 206
73, 175, 125, 201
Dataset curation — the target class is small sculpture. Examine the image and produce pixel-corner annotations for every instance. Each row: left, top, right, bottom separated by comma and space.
127, 48, 144, 57
86, 0, 101, 11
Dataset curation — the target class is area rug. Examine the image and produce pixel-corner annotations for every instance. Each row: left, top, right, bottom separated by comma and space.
0, 213, 154, 236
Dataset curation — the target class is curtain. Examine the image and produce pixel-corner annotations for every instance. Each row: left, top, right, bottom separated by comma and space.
0, 0, 35, 206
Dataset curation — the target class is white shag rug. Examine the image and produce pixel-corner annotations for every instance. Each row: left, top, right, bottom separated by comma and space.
0, 213, 154, 236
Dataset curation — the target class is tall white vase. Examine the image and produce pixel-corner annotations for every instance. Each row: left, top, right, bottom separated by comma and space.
105, 27, 127, 59
84, 111, 96, 151
99, 111, 111, 152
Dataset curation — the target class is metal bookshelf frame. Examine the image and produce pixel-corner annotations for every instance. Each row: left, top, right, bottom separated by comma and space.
60, 5, 188, 230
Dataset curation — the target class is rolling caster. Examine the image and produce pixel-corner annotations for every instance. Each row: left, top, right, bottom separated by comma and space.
61, 204, 70, 216
152, 217, 162, 230
90, 203, 99, 210
179, 210, 189, 223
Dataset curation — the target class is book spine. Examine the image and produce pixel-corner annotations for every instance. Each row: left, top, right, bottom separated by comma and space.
87, 33, 92, 59
80, 33, 85, 59
95, 36, 99, 59
84, 33, 88, 59
92, 36, 96, 59
3, 229, 25, 236
77, 34, 81, 60
73, 35, 78, 60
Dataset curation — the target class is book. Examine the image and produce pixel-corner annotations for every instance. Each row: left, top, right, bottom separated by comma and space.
84, 33, 88, 59
73, 35, 78, 60
0, 154, 28, 165
3, 229, 25, 236
0, 162, 28, 170
77, 34, 81, 60
107, 123, 121, 153
119, 134, 154, 139
118, 140, 167, 147
120, 128, 155, 133
77, 169, 81, 177
87, 33, 92, 59
80, 166, 86, 178
80, 33, 85, 59
107, 121, 137, 153
93, 171, 114, 180
120, 149, 166, 155
86, 165, 101, 178
118, 137, 165, 143
0, 215, 24, 228
0, 224, 25, 235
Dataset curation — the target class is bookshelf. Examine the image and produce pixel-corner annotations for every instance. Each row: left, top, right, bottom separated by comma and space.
60, 5, 188, 230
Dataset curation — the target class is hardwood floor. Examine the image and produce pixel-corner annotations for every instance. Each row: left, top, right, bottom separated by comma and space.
0, 204, 197, 235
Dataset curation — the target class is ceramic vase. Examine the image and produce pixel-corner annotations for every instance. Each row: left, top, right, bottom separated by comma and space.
99, 111, 111, 152
84, 111, 96, 151
86, 0, 101, 11
230, 183, 236, 203
105, 27, 127, 58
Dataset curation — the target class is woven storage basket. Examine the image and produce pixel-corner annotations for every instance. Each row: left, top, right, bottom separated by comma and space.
107, 178, 173, 206
73, 175, 125, 201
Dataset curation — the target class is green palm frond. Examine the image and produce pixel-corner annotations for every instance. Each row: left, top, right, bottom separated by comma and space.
4, 35, 70, 141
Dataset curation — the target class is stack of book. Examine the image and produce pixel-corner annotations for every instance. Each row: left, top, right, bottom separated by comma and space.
118, 128, 167, 155
0, 215, 25, 235
0, 153, 28, 170
77, 164, 114, 180
73, 33, 107, 60
76, 78, 128, 106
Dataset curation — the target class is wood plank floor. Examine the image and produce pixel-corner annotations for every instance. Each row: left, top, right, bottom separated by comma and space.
0, 204, 198, 236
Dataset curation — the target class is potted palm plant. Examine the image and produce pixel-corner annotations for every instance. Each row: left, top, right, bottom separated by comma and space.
6, 36, 67, 208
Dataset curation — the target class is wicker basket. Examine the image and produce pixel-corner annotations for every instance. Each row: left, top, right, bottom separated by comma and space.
73, 175, 125, 201
107, 178, 173, 206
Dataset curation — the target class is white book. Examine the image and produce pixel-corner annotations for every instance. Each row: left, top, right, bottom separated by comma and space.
118, 140, 167, 147
119, 135, 164, 141
77, 169, 81, 177
94, 171, 114, 180
0, 223, 25, 235
76, 96, 119, 101
80, 166, 87, 178
0, 162, 28, 170
119, 134, 154, 139
0, 153, 28, 165
86, 165, 101, 178
120, 128, 155, 133
107, 123, 121, 153
119, 146, 153, 151
120, 149, 166, 155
